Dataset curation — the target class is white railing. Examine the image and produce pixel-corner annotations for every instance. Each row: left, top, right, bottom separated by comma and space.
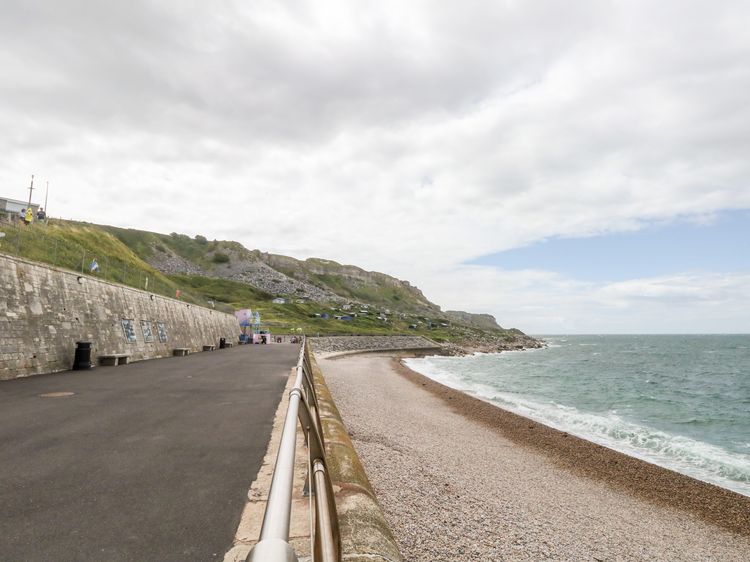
246, 338, 340, 562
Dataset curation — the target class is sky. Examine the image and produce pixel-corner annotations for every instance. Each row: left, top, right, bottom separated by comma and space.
2, 0, 749, 334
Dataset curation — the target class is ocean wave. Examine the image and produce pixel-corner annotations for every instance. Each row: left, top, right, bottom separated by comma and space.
493, 393, 750, 495
404, 356, 750, 497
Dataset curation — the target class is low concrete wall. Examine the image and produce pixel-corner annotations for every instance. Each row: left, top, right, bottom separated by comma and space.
309, 351, 403, 562
310, 335, 442, 355
0, 253, 240, 379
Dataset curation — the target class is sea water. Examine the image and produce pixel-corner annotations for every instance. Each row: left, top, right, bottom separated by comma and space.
404, 335, 750, 497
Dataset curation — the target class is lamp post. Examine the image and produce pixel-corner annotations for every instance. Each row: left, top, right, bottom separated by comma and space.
27, 175, 35, 208
44, 181, 49, 222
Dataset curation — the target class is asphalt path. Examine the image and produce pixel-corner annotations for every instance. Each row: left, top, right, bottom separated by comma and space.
0, 343, 298, 562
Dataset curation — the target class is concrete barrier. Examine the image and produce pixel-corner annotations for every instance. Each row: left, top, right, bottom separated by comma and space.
309, 352, 403, 562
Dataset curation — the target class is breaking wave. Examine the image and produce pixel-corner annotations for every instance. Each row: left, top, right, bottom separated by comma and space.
404, 351, 750, 497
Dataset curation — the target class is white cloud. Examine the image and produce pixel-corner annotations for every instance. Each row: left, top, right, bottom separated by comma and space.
2, 0, 749, 332
423, 267, 750, 334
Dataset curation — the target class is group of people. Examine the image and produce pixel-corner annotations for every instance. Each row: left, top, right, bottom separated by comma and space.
17, 207, 45, 225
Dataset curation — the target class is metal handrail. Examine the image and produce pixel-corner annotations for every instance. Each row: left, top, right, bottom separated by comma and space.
247, 338, 341, 562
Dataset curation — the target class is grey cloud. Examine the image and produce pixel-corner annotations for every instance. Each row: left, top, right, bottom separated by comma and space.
2, 0, 750, 332
2, 0, 603, 147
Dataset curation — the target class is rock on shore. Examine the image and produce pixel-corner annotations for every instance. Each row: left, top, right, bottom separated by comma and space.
439, 331, 544, 356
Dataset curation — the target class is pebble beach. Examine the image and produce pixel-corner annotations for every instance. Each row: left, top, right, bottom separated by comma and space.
317, 352, 750, 561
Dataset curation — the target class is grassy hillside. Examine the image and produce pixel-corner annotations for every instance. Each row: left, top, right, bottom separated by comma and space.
0, 219, 455, 339
103, 224, 444, 314
0, 219, 236, 310
102, 226, 247, 272
170, 273, 462, 338
1, 218, 531, 345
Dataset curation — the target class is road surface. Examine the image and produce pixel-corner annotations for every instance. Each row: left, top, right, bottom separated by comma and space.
0, 344, 297, 561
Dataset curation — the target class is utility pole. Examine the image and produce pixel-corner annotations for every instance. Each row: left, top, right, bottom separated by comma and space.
27, 174, 35, 207
44, 181, 49, 219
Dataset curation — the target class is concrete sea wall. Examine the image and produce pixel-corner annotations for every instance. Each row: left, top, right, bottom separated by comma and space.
0, 253, 240, 380
309, 351, 403, 562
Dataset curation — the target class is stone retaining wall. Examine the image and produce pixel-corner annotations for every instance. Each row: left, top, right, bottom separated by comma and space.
0, 253, 240, 380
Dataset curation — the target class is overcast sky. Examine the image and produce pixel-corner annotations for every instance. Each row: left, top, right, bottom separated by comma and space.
2, 0, 749, 333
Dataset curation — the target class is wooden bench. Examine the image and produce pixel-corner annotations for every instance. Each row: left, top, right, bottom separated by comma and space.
223, 342, 234, 348
99, 354, 130, 366
202, 345, 215, 351
173, 348, 190, 356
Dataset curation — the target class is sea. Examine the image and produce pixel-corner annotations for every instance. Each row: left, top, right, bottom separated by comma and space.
404, 335, 750, 497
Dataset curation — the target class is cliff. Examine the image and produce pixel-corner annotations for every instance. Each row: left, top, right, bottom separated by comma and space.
444, 311, 505, 331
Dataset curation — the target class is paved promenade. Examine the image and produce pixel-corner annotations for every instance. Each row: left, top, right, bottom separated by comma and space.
0, 344, 298, 562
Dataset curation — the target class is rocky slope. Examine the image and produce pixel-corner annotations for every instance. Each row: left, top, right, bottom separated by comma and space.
257, 253, 440, 314
138, 233, 441, 314
146, 245, 342, 302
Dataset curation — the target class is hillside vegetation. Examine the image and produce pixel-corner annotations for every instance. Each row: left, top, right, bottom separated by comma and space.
0, 218, 537, 349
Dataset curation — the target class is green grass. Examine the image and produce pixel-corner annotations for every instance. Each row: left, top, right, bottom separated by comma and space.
1, 220, 199, 305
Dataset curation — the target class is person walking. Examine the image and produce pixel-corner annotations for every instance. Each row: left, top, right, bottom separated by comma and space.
23, 207, 33, 225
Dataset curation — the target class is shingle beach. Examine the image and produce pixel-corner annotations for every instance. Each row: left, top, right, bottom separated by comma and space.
317, 352, 750, 561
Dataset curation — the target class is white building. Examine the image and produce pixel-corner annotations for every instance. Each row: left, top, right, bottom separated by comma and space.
0, 196, 40, 220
